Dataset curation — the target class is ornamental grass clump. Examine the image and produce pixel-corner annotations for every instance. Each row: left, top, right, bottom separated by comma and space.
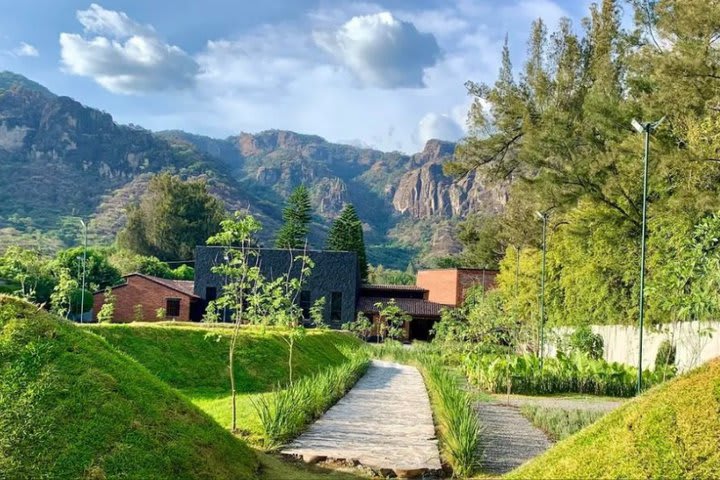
464, 352, 674, 397
253, 353, 369, 448
423, 360, 482, 477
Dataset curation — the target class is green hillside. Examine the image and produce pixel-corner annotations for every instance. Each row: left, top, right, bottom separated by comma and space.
0, 296, 259, 479
507, 358, 720, 479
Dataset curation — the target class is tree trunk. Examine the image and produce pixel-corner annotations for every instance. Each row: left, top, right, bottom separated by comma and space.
230, 343, 237, 432
288, 337, 294, 385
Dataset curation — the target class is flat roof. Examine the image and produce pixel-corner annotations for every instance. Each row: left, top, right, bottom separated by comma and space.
360, 284, 428, 291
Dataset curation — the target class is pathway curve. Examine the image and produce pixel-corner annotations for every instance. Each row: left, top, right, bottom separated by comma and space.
475, 402, 552, 475
494, 394, 624, 412
282, 360, 442, 478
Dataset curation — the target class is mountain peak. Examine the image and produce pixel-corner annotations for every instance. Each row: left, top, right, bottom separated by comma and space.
0, 71, 54, 98
422, 139, 456, 158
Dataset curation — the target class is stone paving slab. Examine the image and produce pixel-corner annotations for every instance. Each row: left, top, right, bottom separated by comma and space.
282, 360, 442, 476
475, 403, 552, 475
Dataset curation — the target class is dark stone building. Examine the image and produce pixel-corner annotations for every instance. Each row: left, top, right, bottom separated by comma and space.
194, 246, 359, 328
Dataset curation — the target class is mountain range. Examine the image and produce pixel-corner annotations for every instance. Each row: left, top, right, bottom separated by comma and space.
0, 71, 506, 268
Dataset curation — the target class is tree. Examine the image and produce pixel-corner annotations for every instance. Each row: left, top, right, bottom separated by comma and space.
457, 213, 504, 268
374, 299, 411, 342
275, 185, 312, 249
117, 173, 225, 261
110, 249, 193, 280
204, 212, 264, 433
50, 268, 78, 319
54, 247, 121, 291
0, 246, 55, 304
326, 204, 369, 281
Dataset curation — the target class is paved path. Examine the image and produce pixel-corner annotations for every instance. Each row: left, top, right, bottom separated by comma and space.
282, 360, 442, 477
475, 403, 552, 475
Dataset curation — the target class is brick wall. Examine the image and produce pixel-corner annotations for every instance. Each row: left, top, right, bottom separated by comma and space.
415, 270, 459, 306
92, 275, 193, 322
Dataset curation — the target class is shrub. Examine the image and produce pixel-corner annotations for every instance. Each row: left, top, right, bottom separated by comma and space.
655, 339, 676, 369
96, 288, 116, 323
566, 326, 604, 360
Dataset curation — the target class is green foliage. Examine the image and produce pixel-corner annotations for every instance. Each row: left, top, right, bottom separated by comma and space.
509, 358, 720, 479
110, 249, 193, 280
367, 264, 415, 285
326, 204, 369, 281
655, 339, 677, 369
309, 296, 327, 329
0, 295, 260, 479
117, 173, 225, 261
253, 353, 369, 448
0, 246, 55, 304
54, 246, 121, 290
564, 326, 604, 360
374, 298, 411, 342
96, 287, 115, 323
422, 360, 482, 477
343, 311, 372, 340
455, 213, 503, 268
274, 185, 312, 249
465, 352, 673, 397
49, 268, 78, 319
520, 405, 607, 441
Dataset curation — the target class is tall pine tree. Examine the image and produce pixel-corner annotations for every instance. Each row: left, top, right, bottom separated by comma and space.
326, 204, 368, 281
275, 185, 312, 249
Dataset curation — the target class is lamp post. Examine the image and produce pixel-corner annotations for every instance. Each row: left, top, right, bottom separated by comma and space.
536, 211, 549, 367
631, 117, 664, 394
79, 219, 88, 323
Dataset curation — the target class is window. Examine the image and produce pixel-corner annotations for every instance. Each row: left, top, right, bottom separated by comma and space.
166, 298, 181, 317
330, 291, 342, 322
299, 290, 311, 319
206, 287, 217, 301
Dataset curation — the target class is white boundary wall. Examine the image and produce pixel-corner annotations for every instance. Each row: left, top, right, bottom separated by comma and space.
547, 321, 720, 373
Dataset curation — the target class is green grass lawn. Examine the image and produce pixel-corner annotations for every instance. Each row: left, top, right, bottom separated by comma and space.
86, 323, 363, 444
507, 357, 720, 479
520, 405, 607, 441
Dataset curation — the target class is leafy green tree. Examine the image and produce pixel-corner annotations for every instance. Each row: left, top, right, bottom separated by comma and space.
343, 311, 372, 340
275, 185, 312, 249
374, 299, 411, 342
118, 173, 225, 261
0, 246, 55, 304
457, 213, 504, 268
326, 204, 368, 281
367, 265, 415, 285
50, 268, 78, 319
97, 288, 116, 323
54, 247, 121, 290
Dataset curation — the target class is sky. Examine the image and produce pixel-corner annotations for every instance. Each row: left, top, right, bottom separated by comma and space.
0, 0, 598, 153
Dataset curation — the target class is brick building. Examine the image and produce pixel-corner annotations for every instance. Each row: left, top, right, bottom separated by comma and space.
415, 268, 498, 306
92, 273, 202, 322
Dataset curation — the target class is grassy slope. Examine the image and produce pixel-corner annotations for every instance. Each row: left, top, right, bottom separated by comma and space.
0, 296, 259, 479
507, 358, 720, 479
86, 324, 362, 437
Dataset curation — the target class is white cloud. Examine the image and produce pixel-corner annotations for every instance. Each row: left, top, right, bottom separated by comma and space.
12, 42, 39, 57
313, 11, 441, 88
416, 113, 464, 145
59, 3, 198, 94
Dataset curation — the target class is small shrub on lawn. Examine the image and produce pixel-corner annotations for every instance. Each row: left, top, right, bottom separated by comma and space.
253, 352, 369, 448
520, 405, 606, 441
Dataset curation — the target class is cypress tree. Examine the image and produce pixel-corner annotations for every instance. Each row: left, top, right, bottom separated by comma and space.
326, 204, 368, 281
275, 185, 312, 249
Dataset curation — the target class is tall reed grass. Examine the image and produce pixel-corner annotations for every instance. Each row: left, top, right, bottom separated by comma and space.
253, 352, 369, 448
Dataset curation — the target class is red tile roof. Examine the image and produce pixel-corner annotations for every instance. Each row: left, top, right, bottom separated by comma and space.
102, 274, 199, 298
357, 296, 447, 318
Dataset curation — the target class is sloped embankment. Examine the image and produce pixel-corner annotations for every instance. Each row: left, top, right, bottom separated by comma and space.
0, 296, 259, 479
507, 358, 720, 479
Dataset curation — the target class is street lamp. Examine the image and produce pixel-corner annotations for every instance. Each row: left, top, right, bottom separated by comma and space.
78, 219, 88, 323
631, 116, 664, 394
535, 210, 549, 367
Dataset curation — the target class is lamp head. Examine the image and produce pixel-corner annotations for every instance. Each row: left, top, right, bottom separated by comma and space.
535, 211, 545, 220
631, 118, 644, 133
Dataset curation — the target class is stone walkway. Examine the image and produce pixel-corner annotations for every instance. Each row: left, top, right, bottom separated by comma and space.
495, 394, 624, 412
475, 402, 552, 475
282, 360, 442, 477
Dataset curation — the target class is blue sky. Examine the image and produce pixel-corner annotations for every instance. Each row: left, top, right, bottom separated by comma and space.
0, 0, 598, 152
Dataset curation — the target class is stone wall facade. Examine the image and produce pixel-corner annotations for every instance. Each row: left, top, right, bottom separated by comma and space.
194, 247, 359, 328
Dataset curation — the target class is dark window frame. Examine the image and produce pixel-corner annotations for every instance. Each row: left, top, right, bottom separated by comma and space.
166, 298, 181, 317
206, 286, 217, 301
